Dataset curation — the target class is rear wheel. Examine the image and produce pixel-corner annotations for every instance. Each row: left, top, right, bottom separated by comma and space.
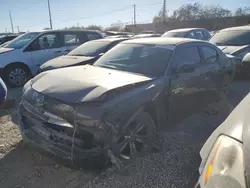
3, 65, 31, 88
115, 112, 156, 161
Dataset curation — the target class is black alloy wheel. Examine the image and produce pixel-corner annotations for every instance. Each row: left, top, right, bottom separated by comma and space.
116, 112, 156, 161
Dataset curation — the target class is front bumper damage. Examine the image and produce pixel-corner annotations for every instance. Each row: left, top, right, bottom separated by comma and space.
18, 100, 126, 168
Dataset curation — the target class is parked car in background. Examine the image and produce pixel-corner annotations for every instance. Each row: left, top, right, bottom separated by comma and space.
0, 77, 7, 107
0, 29, 103, 87
209, 26, 250, 78
39, 38, 127, 72
105, 35, 132, 39
0, 34, 18, 45
140, 30, 155, 34
132, 34, 161, 39
162, 28, 211, 41
0, 41, 11, 48
195, 54, 250, 188
104, 31, 134, 37
19, 37, 233, 166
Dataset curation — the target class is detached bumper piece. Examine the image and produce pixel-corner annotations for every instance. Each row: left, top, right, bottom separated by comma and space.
18, 104, 107, 167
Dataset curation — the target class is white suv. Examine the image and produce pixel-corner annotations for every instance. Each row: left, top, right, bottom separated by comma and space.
0, 29, 103, 87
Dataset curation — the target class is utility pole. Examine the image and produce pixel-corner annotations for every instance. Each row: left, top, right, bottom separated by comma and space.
162, 0, 166, 23
9, 11, 14, 33
133, 4, 136, 26
5, 28, 7, 34
17, 26, 20, 33
47, 0, 53, 29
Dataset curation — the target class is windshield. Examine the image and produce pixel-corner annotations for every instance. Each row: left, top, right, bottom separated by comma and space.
5, 32, 39, 49
68, 41, 111, 56
162, 31, 188, 38
209, 30, 250, 46
94, 43, 173, 77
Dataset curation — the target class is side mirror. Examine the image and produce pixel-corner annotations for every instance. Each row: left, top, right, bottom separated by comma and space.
242, 53, 250, 65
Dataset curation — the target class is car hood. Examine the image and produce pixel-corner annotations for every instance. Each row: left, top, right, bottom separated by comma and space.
199, 92, 250, 173
0, 47, 14, 54
31, 65, 154, 103
40, 55, 96, 71
217, 45, 249, 55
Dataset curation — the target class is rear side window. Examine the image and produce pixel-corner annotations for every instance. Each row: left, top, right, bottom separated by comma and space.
87, 32, 102, 40
61, 32, 88, 47
201, 46, 218, 64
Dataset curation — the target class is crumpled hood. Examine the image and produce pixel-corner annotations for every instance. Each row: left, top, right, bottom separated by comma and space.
217, 45, 249, 55
0, 47, 14, 54
32, 65, 153, 103
40, 55, 96, 72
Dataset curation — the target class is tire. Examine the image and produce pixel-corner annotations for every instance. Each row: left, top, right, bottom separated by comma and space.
3, 64, 31, 88
115, 111, 157, 162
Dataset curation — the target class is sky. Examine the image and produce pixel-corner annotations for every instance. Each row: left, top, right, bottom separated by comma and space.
0, 0, 249, 33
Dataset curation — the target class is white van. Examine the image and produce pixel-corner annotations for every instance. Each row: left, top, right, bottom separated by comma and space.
0, 29, 103, 87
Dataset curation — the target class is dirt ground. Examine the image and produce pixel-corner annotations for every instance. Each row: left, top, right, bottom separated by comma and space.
0, 81, 249, 188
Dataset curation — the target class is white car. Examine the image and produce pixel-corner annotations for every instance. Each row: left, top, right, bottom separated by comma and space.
0, 29, 103, 87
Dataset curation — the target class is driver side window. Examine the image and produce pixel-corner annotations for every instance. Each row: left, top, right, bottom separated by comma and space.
27, 33, 59, 51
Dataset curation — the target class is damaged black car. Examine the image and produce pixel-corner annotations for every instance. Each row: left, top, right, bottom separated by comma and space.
18, 37, 233, 167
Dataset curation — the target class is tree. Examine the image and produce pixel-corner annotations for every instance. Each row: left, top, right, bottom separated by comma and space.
105, 20, 124, 31
153, 2, 233, 22
85, 25, 103, 31
235, 7, 250, 16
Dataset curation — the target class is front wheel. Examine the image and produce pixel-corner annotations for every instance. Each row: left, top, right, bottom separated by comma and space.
3, 65, 31, 88
115, 112, 157, 161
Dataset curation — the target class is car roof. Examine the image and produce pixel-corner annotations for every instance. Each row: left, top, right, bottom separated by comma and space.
28, 29, 103, 34
167, 28, 206, 33
92, 38, 128, 42
122, 37, 203, 46
219, 25, 250, 32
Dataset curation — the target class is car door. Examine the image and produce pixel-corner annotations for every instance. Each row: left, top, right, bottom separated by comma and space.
24, 32, 63, 72
60, 31, 89, 54
200, 45, 224, 102
168, 44, 205, 124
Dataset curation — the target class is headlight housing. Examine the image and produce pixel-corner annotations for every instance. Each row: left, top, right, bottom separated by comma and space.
200, 135, 247, 188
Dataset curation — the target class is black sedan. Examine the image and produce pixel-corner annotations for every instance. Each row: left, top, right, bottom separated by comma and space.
39, 38, 127, 73
195, 53, 250, 188
209, 26, 250, 78
19, 37, 233, 167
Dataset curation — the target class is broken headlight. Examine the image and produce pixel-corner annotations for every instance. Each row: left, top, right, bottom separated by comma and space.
200, 135, 246, 188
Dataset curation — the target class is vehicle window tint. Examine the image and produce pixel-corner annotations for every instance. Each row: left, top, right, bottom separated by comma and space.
209, 30, 250, 46
201, 46, 218, 64
38, 34, 59, 49
29, 33, 59, 51
87, 33, 102, 40
187, 31, 196, 39
176, 46, 201, 66
94, 43, 173, 76
64, 34, 80, 46
195, 31, 204, 40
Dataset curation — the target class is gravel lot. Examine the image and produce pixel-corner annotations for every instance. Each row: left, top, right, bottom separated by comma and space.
0, 81, 249, 188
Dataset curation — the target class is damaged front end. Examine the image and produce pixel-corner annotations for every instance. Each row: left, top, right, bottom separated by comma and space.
18, 88, 127, 168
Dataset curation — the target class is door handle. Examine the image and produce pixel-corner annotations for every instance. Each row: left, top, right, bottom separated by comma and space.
64, 49, 71, 52
54, 50, 62, 53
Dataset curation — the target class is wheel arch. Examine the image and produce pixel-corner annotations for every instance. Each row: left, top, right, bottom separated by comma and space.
3, 62, 31, 74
